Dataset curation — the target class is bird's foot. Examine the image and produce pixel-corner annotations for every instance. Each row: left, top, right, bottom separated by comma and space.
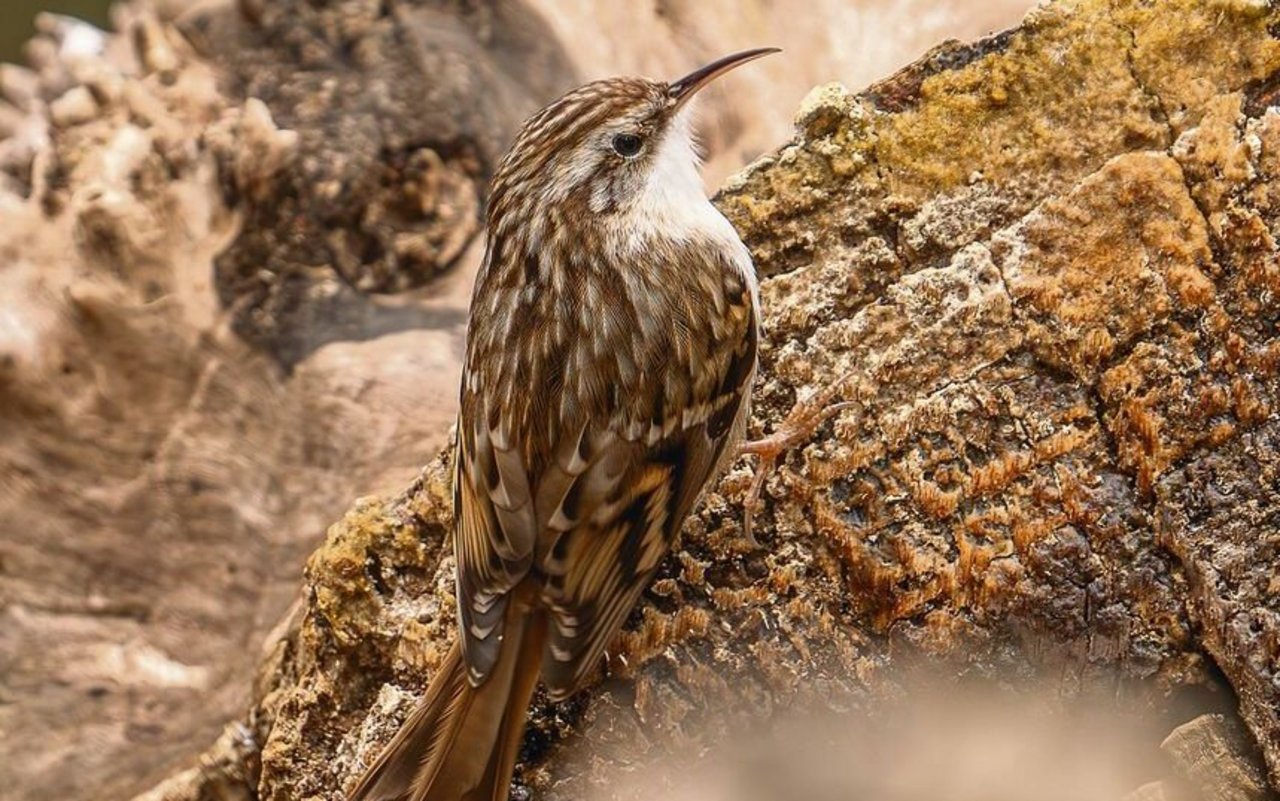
738, 384, 860, 546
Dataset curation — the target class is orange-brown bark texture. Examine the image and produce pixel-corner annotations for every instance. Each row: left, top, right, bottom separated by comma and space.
4, 0, 1279, 799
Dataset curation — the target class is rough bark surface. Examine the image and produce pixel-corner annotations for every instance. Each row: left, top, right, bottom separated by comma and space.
132, 0, 1280, 798
4, 0, 1279, 800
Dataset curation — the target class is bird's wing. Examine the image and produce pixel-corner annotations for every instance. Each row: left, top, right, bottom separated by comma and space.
453, 392, 539, 684
534, 297, 758, 699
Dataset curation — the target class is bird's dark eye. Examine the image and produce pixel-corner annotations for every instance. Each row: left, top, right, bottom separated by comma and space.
611, 133, 644, 158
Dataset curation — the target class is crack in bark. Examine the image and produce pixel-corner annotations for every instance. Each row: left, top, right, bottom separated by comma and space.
1109, 8, 1176, 145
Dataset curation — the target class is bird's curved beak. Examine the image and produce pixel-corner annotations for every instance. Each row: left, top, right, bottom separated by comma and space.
668, 47, 781, 110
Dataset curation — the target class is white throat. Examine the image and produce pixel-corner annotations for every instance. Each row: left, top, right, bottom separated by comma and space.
619, 110, 757, 307
635, 109, 707, 222
621, 107, 758, 299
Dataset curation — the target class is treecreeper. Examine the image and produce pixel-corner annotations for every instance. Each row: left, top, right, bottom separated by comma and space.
347, 49, 780, 801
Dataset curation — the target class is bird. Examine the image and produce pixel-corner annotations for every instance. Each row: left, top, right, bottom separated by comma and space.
346, 47, 778, 801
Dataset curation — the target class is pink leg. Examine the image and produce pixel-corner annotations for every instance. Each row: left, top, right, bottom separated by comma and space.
738, 374, 860, 544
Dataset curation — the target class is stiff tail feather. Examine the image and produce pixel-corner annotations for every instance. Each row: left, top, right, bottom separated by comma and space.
347, 610, 546, 801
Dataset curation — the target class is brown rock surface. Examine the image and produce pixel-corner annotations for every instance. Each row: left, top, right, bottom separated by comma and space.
1160, 714, 1273, 801
108, 0, 1280, 799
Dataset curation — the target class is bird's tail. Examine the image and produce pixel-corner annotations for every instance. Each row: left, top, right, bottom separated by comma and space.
347, 609, 546, 801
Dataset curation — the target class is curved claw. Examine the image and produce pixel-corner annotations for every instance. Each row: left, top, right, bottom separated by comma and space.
739, 389, 861, 545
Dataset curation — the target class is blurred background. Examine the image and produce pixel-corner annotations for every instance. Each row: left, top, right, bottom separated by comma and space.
0, 1, 111, 62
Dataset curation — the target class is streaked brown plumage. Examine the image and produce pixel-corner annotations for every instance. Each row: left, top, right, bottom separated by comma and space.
347, 48, 777, 801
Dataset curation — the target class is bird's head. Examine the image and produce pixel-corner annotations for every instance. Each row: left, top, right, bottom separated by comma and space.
488, 48, 779, 232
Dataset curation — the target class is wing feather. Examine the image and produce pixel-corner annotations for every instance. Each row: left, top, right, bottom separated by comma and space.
536, 306, 758, 697
454, 399, 536, 683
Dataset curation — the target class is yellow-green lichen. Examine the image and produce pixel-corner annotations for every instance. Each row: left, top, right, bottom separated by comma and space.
875, 0, 1167, 199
